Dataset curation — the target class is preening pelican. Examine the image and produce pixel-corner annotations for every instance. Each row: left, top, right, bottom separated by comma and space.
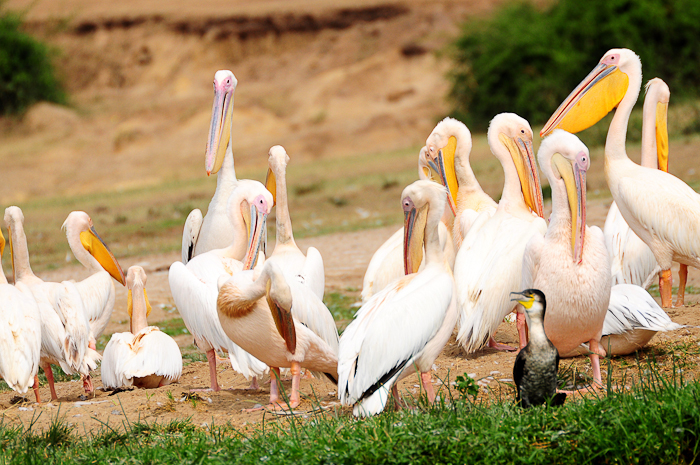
169, 180, 270, 391
604, 78, 671, 290
563, 284, 682, 357
425, 117, 497, 250
217, 260, 339, 410
522, 130, 610, 387
540, 48, 700, 308
0, 228, 41, 401
338, 180, 457, 417
5, 207, 99, 401
62, 211, 126, 349
361, 147, 455, 303
265, 146, 325, 300
102, 266, 182, 389
454, 113, 545, 352
182, 70, 239, 264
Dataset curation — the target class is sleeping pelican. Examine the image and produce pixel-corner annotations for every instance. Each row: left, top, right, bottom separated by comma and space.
563, 284, 682, 357
102, 266, 182, 389
540, 48, 700, 308
425, 117, 497, 250
62, 211, 126, 349
0, 228, 41, 401
169, 180, 270, 391
522, 130, 610, 387
216, 260, 339, 410
339, 180, 457, 417
5, 207, 99, 401
182, 70, 239, 264
361, 147, 455, 303
604, 78, 671, 289
454, 113, 546, 352
265, 146, 324, 300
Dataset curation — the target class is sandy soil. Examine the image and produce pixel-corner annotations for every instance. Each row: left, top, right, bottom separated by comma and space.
1, 203, 699, 433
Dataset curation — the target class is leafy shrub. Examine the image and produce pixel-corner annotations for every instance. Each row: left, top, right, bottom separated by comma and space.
0, 9, 64, 115
449, 0, 700, 131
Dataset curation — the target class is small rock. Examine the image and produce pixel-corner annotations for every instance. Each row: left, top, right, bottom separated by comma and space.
111, 410, 122, 416
73, 414, 82, 418
18, 406, 33, 411
78, 395, 88, 401
490, 370, 500, 375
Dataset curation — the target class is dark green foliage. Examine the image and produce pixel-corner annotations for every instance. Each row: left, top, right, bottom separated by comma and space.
0, 8, 64, 115
454, 373, 479, 400
449, 0, 700, 130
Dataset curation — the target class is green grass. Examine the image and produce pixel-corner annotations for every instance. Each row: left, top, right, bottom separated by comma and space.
156, 318, 190, 337
1, 367, 699, 464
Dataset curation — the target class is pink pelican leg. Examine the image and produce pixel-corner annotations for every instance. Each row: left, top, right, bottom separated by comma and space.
420, 372, 436, 403
659, 269, 673, 308
43, 363, 58, 401
193, 349, 220, 392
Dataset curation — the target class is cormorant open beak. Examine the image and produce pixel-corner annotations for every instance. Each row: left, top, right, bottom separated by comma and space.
540, 62, 629, 137
205, 82, 234, 175
80, 226, 126, 285
425, 136, 458, 216
510, 290, 534, 308
242, 196, 269, 270
403, 196, 428, 275
499, 133, 544, 218
552, 152, 588, 264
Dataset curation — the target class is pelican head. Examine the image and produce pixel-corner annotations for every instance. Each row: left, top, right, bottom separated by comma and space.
265, 145, 291, 207
63, 211, 126, 285
205, 70, 238, 176
425, 117, 471, 216
401, 179, 447, 275
228, 180, 274, 270
511, 288, 546, 321
488, 113, 544, 217
645, 78, 670, 172
126, 265, 152, 318
541, 49, 641, 137
539, 130, 590, 263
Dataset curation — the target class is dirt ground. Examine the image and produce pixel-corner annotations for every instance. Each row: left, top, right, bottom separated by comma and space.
1, 202, 699, 433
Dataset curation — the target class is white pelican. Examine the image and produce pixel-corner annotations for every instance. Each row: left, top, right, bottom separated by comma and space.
425, 117, 497, 250
338, 180, 457, 417
62, 211, 126, 349
182, 70, 239, 264
454, 113, 546, 352
5, 207, 99, 401
265, 145, 324, 300
169, 180, 270, 391
361, 147, 455, 303
604, 78, 669, 289
102, 266, 182, 389
522, 130, 610, 387
563, 284, 682, 357
216, 260, 339, 410
540, 48, 700, 308
0, 228, 42, 401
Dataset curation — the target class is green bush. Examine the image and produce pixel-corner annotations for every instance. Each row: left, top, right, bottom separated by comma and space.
449, 0, 700, 131
0, 9, 64, 115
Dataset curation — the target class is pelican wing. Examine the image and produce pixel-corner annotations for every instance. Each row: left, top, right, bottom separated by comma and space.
169, 257, 267, 379
605, 284, 683, 335
338, 268, 453, 408
101, 332, 136, 388
604, 201, 659, 287
182, 209, 203, 265
0, 285, 41, 393
455, 211, 547, 352
361, 228, 403, 303
74, 271, 115, 338
288, 279, 339, 353
301, 246, 325, 300
616, 170, 700, 261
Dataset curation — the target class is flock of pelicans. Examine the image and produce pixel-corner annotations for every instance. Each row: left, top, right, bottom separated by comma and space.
1, 48, 698, 417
